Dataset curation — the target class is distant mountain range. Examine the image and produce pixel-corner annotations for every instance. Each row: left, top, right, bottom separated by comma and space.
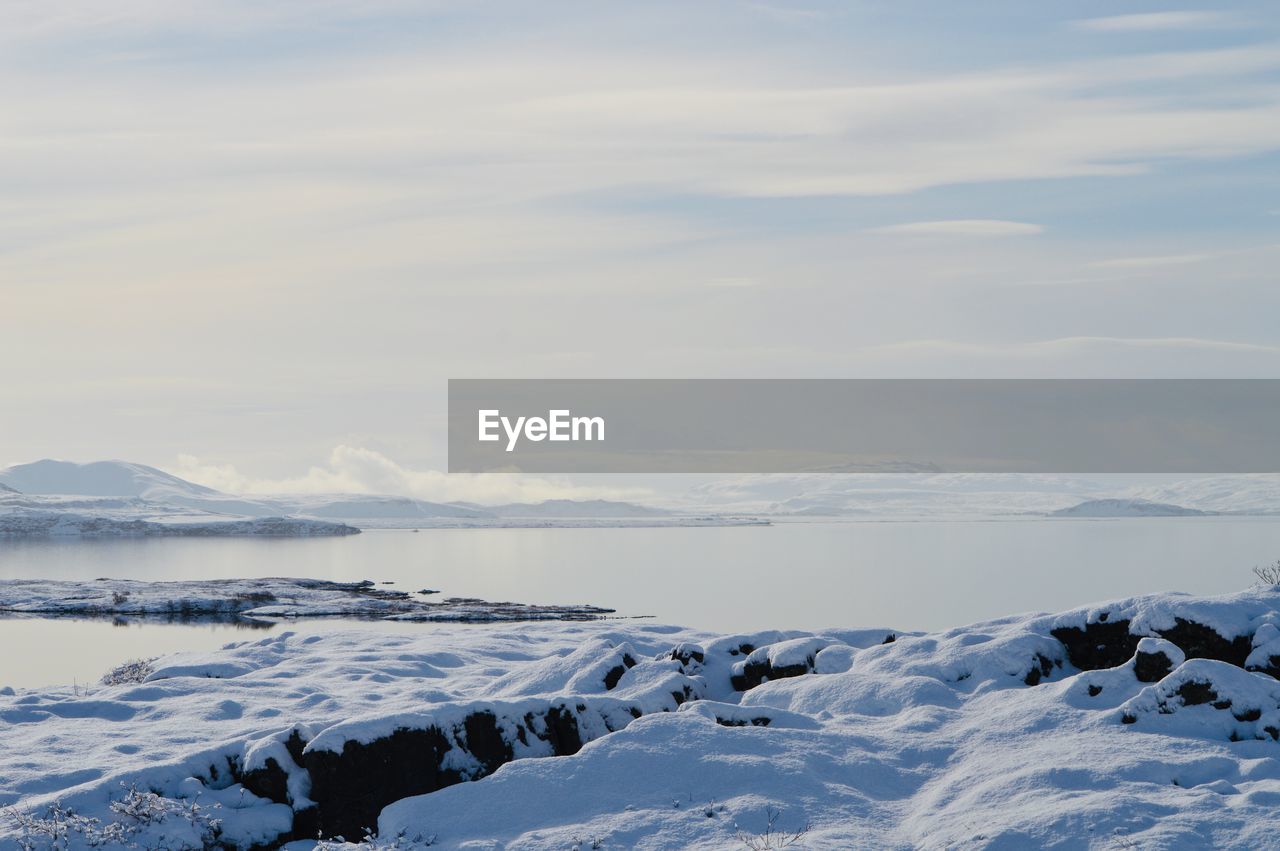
678, 472, 1279, 518
4, 460, 1277, 534
0, 460, 682, 532
1050, 498, 1209, 518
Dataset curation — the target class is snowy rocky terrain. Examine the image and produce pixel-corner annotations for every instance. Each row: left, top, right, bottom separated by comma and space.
0, 578, 614, 624
0, 498, 359, 538
7, 587, 1280, 848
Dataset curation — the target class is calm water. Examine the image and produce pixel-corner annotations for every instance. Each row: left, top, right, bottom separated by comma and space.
3, 518, 1280, 689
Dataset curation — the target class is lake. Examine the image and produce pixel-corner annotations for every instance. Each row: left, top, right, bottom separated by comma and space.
3, 518, 1280, 689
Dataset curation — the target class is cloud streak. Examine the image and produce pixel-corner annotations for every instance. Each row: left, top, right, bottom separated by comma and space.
3, 3, 1280, 471
1089, 254, 1212, 269
1074, 12, 1237, 33
869, 220, 1044, 237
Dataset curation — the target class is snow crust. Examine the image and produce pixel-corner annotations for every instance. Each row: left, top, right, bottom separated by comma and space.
8, 588, 1280, 848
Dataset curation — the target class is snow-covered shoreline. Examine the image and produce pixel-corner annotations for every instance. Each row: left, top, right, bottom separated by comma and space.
0, 510, 360, 539
7, 587, 1280, 848
0, 578, 615, 624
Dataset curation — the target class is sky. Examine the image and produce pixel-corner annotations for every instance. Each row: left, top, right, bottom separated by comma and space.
3, 1, 1280, 500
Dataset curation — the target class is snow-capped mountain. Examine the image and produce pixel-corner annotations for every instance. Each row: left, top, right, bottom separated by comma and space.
0, 459, 218, 499
0, 460, 687, 533
0, 459, 281, 518
1052, 498, 1208, 518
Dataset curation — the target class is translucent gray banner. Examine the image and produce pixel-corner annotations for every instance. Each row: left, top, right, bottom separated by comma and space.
448, 379, 1280, 473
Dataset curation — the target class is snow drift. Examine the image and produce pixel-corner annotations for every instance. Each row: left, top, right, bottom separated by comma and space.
9, 587, 1280, 847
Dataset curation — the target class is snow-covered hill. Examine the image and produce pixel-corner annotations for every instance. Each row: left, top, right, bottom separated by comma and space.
681, 472, 1280, 518
0, 463, 360, 537
0, 460, 283, 518
0, 459, 219, 499
282, 495, 491, 521
7, 586, 1280, 848
1052, 498, 1209, 518
1127, 476, 1280, 516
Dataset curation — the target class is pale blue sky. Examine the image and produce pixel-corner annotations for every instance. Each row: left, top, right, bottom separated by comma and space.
3, 1, 1279, 498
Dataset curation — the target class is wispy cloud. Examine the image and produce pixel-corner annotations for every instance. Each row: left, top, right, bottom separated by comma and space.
1073, 11, 1237, 32
4, 4, 1280, 468
869, 220, 1044, 237
1089, 253, 1213, 269
874, 336, 1280, 356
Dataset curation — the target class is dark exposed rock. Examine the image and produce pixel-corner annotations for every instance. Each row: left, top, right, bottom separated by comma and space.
1051, 619, 1140, 671
668, 643, 706, 668
539, 705, 586, 755
283, 728, 306, 766
238, 730, 308, 806
1247, 654, 1280, 680
256, 701, 624, 840
603, 664, 626, 690
603, 653, 638, 690
463, 711, 513, 774
305, 726, 459, 839
1087, 684, 1103, 697
1134, 647, 1177, 683
1023, 653, 1059, 686
238, 756, 291, 808
714, 715, 772, 728
1158, 619, 1251, 668
730, 646, 822, 692
1175, 680, 1219, 707
1053, 615, 1251, 673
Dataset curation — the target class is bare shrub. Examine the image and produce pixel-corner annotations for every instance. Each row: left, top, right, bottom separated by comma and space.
315, 828, 435, 849
7, 784, 222, 850
736, 807, 810, 850
1254, 560, 1280, 586
100, 658, 156, 686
